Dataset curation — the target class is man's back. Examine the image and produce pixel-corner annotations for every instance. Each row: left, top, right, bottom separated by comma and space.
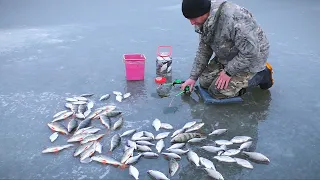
199, 0, 270, 76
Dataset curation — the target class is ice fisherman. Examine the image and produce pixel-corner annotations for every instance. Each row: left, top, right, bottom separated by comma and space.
180, 0, 274, 99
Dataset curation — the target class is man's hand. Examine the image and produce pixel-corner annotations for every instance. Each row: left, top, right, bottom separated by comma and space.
215, 71, 231, 89
181, 78, 196, 92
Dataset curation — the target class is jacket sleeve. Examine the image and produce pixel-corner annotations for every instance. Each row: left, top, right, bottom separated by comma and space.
189, 37, 213, 81
224, 18, 259, 76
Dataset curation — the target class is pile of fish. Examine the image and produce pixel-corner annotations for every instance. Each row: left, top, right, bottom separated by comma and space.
42, 92, 270, 180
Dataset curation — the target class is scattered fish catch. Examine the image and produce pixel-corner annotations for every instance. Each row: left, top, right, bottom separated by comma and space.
42, 94, 270, 180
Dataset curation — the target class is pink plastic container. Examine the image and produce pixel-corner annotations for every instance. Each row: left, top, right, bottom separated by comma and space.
123, 53, 146, 81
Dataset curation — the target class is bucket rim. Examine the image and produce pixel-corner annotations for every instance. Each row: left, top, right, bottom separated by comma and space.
123, 53, 146, 61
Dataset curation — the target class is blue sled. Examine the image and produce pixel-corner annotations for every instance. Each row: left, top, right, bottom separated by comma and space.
195, 85, 243, 104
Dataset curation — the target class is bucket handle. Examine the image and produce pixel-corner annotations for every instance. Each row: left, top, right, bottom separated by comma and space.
157, 46, 172, 57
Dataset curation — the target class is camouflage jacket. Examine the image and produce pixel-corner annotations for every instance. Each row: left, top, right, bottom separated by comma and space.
189, 0, 270, 80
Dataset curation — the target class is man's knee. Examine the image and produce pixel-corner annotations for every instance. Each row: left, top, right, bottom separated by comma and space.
208, 85, 241, 99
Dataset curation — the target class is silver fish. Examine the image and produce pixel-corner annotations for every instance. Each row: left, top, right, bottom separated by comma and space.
170, 133, 202, 143
169, 158, 179, 177
162, 152, 181, 160
95, 142, 102, 153
80, 93, 94, 97
155, 132, 170, 140
74, 141, 94, 157
112, 116, 124, 130
199, 157, 216, 170
72, 101, 87, 105
182, 121, 197, 129
71, 104, 79, 114
110, 134, 121, 152
67, 118, 78, 133
87, 101, 94, 109
47, 122, 68, 135
124, 145, 130, 151
52, 111, 73, 122
84, 109, 91, 118
208, 129, 228, 136
66, 97, 78, 102
98, 105, 117, 112
215, 140, 233, 146
42, 144, 74, 153
99, 115, 110, 129
167, 143, 185, 150
120, 129, 136, 137
125, 154, 142, 165
171, 128, 185, 138
65, 102, 73, 109
53, 110, 68, 118
234, 157, 254, 169
185, 122, 205, 133
82, 127, 101, 134
123, 92, 131, 99
133, 136, 153, 141
99, 94, 110, 101
152, 118, 161, 131
49, 132, 59, 142
242, 151, 270, 163
78, 104, 87, 114
188, 137, 207, 143
74, 96, 88, 101
81, 134, 105, 144
160, 63, 168, 72
167, 148, 189, 155
104, 111, 122, 118
136, 144, 152, 152
204, 168, 224, 180
213, 155, 236, 163
127, 140, 137, 149
230, 136, 252, 144
222, 149, 240, 156
121, 147, 134, 163
87, 109, 104, 119
160, 123, 173, 130
187, 150, 200, 166
113, 91, 122, 96
142, 152, 159, 158
73, 126, 94, 135
116, 95, 123, 102
201, 145, 227, 153
91, 155, 122, 167
67, 133, 92, 143
167, 65, 172, 73
76, 118, 92, 131
239, 141, 252, 151
136, 141, 155, 146
143, 131, 155, 139
131, 131, 144, 140
147, 170, 170, 180
156, 139, 165, 153
76, 113, 85, 119
129, 165, 139, 180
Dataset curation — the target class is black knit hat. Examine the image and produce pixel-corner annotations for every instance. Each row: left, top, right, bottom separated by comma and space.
182, 0, 211, 19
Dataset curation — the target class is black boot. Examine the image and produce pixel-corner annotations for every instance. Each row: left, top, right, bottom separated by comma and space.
259, 63, 274, 90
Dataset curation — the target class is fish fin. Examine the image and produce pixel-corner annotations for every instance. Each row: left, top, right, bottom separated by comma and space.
119, 164, 128, 169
